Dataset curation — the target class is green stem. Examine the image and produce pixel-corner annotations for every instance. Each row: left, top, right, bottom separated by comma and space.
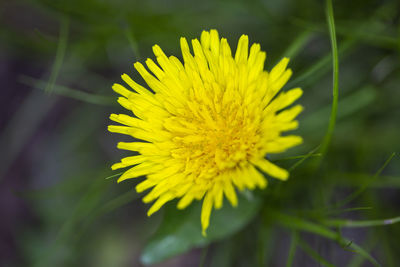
322, 216, 400, 228
285, 230, 298, 267
45, 16, 69, 93
320, 0, 339, 155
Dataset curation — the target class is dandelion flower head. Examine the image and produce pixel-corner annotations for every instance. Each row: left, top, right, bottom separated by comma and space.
108, 29, 303, 236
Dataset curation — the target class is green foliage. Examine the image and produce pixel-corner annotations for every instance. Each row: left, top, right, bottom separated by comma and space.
1, 0, 400, 266
141, 193, 261, 264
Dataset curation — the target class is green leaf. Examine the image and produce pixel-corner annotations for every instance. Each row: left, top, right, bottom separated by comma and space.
141, 192, 261, 265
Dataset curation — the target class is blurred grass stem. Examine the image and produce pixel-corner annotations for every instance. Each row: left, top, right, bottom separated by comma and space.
45, 16, 69, 93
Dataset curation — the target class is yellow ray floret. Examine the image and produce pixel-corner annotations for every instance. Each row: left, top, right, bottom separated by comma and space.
109, 29, 303, 236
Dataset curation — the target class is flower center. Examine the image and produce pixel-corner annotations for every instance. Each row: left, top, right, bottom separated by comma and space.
166, 85, 261, 181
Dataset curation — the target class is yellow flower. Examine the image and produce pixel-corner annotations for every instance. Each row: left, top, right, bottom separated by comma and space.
109, 29, 303, 236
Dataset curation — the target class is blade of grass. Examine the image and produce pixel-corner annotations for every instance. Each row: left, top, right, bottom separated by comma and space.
0, 91, 56, 181
288, 146, 320, 171
105, 172, 123, 180
321, 207, 372, 216
280, 30, 313, 61
274, 212, 336, 239
275, 153, 322, 162
319, 0, 339, 156
286, 37, 354, 90
256, 217, 275, 267
13, 173, 93, 199
272, 212, 380, 267
45, 16, 69, 93
92, 190, 139, 218
291, 207, 372, 218
301, 86, 377, 134
298, 238, 336, 267
20, 75, 115, 106
285, 230, 299, 267
34, 176, 111, 267
77, 189, 140, 239
124, 28, 141, 61
322, 216, 400, 228
334, 25, 399, 50
290, 18, 399, 51
327, 172, 400, 188
348, 233, 376, 267
335, 152, 396, 207
380, 228, 396, 267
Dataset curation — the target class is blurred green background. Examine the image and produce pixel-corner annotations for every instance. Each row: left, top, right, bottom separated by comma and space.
1, 0, 399, 266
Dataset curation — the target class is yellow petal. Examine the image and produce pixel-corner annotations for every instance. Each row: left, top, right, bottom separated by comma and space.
112, 83, 133, 98
177, 192, 195, 210
235, 34, 249, 63
121, 73, 153, 97
223, 179, 238, 207
275, 105, 304, 122
201, 192, 214, 237
269, 57, 289, 83
264, 87, 303, 115
209, 29, 220, 57
212, 183, 224, 210
262, 135, 303, 154
117, 162, 159, 183
252, 159, 289, 181
111, 155, 147, 170
136, 179, 156, 193
248, 165, 268, 189
147, 193, 174, 216
200, 30, 210, 50
146, 58, 165, 80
